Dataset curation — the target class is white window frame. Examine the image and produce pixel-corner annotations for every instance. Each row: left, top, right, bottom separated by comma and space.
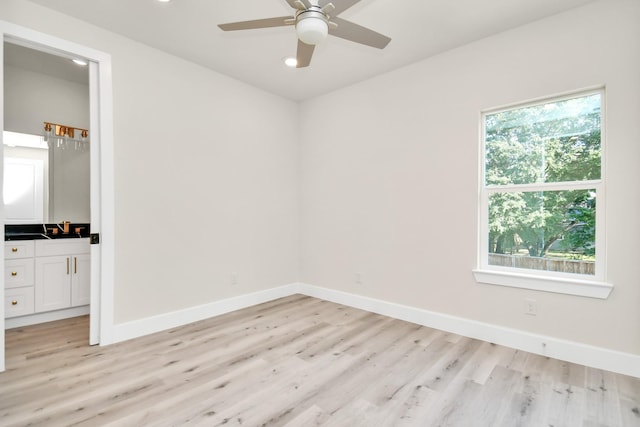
473, 88, 613, 299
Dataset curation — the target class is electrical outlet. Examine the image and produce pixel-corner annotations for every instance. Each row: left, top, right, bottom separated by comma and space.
231, 272, 238, 285
524, 298, 537, 316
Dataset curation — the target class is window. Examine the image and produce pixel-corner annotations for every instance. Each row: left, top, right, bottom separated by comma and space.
474, 90, 612, 298
3, 132, 47, 224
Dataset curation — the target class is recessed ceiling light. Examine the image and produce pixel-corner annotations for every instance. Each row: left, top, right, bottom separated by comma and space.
284, 57, 297, 68
157, 0, 172, 2
72, 59, 88, 66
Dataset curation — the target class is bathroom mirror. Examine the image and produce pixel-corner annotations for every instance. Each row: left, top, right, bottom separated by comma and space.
3, 42, 90, 224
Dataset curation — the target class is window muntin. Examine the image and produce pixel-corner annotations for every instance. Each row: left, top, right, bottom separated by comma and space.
480, 90, 603, 280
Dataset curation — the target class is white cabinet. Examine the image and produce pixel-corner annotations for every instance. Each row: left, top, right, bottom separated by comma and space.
4, 241, 35, 318
5, 287, 35, 318
5, 238, 90, 319
71, 254, 91, 306
35, 255, 73, 312
5, 241, 35, 259
34, 239, 90, 313
5, 258, 35, 289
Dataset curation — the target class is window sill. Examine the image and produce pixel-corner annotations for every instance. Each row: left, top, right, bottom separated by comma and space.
472, 269, 613, 299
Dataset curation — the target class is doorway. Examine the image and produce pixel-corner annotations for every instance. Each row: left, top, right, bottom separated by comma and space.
0, 21, 115, 372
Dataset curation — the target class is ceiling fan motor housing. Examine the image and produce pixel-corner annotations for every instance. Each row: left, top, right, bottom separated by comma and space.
295, 8, 330, 45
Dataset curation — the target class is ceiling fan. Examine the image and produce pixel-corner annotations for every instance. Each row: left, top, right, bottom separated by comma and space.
218, 0, 391, 68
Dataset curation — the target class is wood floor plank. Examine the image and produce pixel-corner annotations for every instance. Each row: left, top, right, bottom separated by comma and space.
584, 368, 624, 426
1, 294, 639, 426
467, 365, 522, 427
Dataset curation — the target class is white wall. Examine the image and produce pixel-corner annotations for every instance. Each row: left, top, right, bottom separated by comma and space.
0, 1, 300, 323
299, 0, 640, 355
4, 64, 89, 135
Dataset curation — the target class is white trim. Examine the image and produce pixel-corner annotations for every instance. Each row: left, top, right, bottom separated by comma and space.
472, 269, 613, 299
485, 180, 601, 192
107, 282, 639, 378
88, 60, 101, 346
111, 284, 302, 343
0, 40, 5, 372
5, 306, 90, 329
483, 86, 607, 116
298, 283, 639, 378
94, 47, 115, 347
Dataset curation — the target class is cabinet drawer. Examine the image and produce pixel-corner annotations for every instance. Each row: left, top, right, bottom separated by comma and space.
5, 241, 35, 259
5, 287, 35, 318
35, 238, 90, 257
5, 258, 35, 288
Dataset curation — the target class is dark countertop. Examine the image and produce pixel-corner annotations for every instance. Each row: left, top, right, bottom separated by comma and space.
5, 223, 91, 241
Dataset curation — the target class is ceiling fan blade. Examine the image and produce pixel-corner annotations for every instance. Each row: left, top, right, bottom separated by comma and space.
298, 0, 314, 9
329, 17, 391, 49
296, 40, 315, 68
285, 0, 308, 10
218, 16, 293, 31
319, 0, 361, 16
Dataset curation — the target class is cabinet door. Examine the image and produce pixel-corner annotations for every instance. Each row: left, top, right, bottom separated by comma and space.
3, 157, 44, 223
35, 255, 71, 312
71, 254, 91, 306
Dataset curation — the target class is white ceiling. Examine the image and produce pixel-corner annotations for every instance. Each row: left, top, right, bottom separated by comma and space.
4, 42, 89, 85
26, 0, 598, 101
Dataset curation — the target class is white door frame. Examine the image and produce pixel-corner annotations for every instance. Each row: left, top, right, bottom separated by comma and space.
0, 21, 115, 372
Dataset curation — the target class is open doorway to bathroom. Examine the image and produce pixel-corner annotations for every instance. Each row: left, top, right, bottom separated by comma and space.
0, 21, 115, 372
3, 40, 92, 331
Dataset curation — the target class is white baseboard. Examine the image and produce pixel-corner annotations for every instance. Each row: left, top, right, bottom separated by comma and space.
297, 283, 640, 379
107, 282, 640, 378
5, 305, 90, 329
111, 284, 302, 343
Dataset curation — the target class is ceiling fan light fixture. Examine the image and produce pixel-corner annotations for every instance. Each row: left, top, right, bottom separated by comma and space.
296, 12, 329, 45
284, 57, 298, 67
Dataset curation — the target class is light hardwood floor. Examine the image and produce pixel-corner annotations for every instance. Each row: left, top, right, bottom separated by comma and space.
1, 295, 639, 426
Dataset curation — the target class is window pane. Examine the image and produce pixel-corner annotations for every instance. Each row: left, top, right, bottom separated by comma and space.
485, 94, 601, 185
488, 189, 596, 275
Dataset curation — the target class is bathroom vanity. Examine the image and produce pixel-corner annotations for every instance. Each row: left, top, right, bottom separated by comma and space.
4, 223, 90, 327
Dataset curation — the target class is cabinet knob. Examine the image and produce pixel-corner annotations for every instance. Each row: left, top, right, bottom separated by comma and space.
11, 300, 18, 306
12, 247, 18, 252
11, 271, 17, 277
